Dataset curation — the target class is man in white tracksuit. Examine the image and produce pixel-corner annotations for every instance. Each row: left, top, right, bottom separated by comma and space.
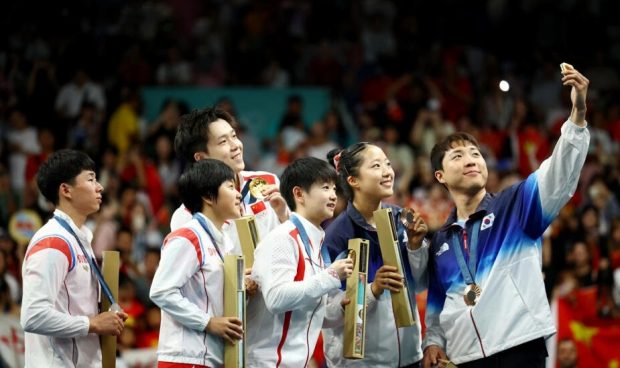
170, 107, 288, 246
21, 150, 127, 367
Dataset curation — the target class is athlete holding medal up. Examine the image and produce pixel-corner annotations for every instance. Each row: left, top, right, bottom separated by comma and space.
422, 63, 590, 368
171, 107, 289, 247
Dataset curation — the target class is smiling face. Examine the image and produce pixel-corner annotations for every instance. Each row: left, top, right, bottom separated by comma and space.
348, 145, 395, 201
435, 142, 488, 196
64, 170, 104, 216
210, 179, 243, 224
296, 181, 338, 227
199, 119, 245, 173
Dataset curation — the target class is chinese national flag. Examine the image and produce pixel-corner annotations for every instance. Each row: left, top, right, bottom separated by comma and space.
556, 287, 620, 368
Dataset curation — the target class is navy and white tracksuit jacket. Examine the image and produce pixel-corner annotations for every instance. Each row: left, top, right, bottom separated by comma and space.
424, 120, 589, 364
323, 203, 428, 367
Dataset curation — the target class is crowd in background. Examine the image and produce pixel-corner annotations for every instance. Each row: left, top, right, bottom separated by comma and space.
1, 0, 620, 366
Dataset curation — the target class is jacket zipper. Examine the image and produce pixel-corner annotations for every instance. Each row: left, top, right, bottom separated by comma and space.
469, 310, 486, 357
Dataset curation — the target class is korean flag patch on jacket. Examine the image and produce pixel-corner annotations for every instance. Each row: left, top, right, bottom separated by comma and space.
480, 213, 495, 231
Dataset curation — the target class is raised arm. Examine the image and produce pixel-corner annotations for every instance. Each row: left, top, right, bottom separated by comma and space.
519, 65, 590, 237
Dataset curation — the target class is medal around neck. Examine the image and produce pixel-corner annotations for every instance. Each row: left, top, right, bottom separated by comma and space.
464, 284, 482, 306
249, 177, 267, 199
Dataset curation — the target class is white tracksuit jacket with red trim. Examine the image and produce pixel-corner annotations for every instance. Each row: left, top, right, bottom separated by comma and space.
247, 214, 343, 368
170, 170, 283, 246
150, 213, 236, 366
21, 209, 101, 368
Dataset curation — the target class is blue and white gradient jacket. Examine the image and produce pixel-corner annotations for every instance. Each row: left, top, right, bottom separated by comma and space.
424, 120, 589, 364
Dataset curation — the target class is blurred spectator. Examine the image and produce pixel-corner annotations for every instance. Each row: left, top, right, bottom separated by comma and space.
237, 123, 261, 171
135, 248, 160, 307
0, 276, 20, 316
24, 128, 55, 210
0, 166, 18, 228
529, 60, 563, 122
136, 305, 160, 349
68, 102, 103, 159
306, 121, 339, 161
308, 40, 342, 88
118, 45, 152, 87
323, 108, 350, 148
429, 53, 473, 124
409, 108, 453, 156
277, 95, 308, 157
107, 89, 143, 156
54, 69, 105, 121
381, 124, 415, 201
262, 57, 290, 88
153, 135, 180, 203
25, 60, 57, 127
146, 99, 188, 154
567, 241, 596, 288
118, 275, 145, 328
608, 218, 620, 270
585, 174, 620, 235
557, 339, 578, 368
119, 144, 165, 215
0, 249, 19, 304
6, 107, 40, 200
361, 12, 396, 63
155, 46, 193, 85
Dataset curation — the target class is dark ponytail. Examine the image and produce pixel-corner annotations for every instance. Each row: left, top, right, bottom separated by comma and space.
326, 142, 370, 201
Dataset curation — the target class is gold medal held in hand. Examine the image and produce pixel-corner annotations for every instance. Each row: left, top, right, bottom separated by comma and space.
463, 283, 482, 306
249, 177, 267, 199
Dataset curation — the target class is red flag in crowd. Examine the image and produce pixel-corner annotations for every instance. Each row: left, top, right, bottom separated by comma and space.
555, 287, 620, 368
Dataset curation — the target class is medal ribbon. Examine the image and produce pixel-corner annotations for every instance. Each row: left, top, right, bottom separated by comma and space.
290, 214, 337, 269
194, 213, 224, 262
240, 178, 260, 204
451, 218, 481, 285
54, 215, 117, 306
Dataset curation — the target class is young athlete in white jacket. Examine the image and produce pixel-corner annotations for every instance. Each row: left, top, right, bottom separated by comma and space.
150, 158, 245, 367
170, 107, 288, 248
21, 150, 127, 368
248, 157, 354, 367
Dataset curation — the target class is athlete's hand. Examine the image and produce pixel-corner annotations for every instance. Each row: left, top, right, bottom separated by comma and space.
403, 209, 428, 250
245, 268, 259, 296
262, 185, 289, 222
89, 310, 127, 336
329, 258, 354, 280
422, 345, 448, 368
206, 317, 243, 345
371, 265, 403, 297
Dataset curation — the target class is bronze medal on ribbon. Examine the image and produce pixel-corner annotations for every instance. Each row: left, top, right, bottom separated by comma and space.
249, 177, 267, 199
463, 283, 482, 306
400, 208, 415, 228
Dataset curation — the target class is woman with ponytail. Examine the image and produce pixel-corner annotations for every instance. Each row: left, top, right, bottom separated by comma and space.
322, 143, 429, 367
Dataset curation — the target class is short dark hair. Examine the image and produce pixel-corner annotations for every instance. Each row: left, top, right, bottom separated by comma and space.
174, 107, 237, 163
326, 142, 372, 201
430, 132, 481, 172
178, 158, 236, 214
36, 149, 96, 205
280, 157, 338, 211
